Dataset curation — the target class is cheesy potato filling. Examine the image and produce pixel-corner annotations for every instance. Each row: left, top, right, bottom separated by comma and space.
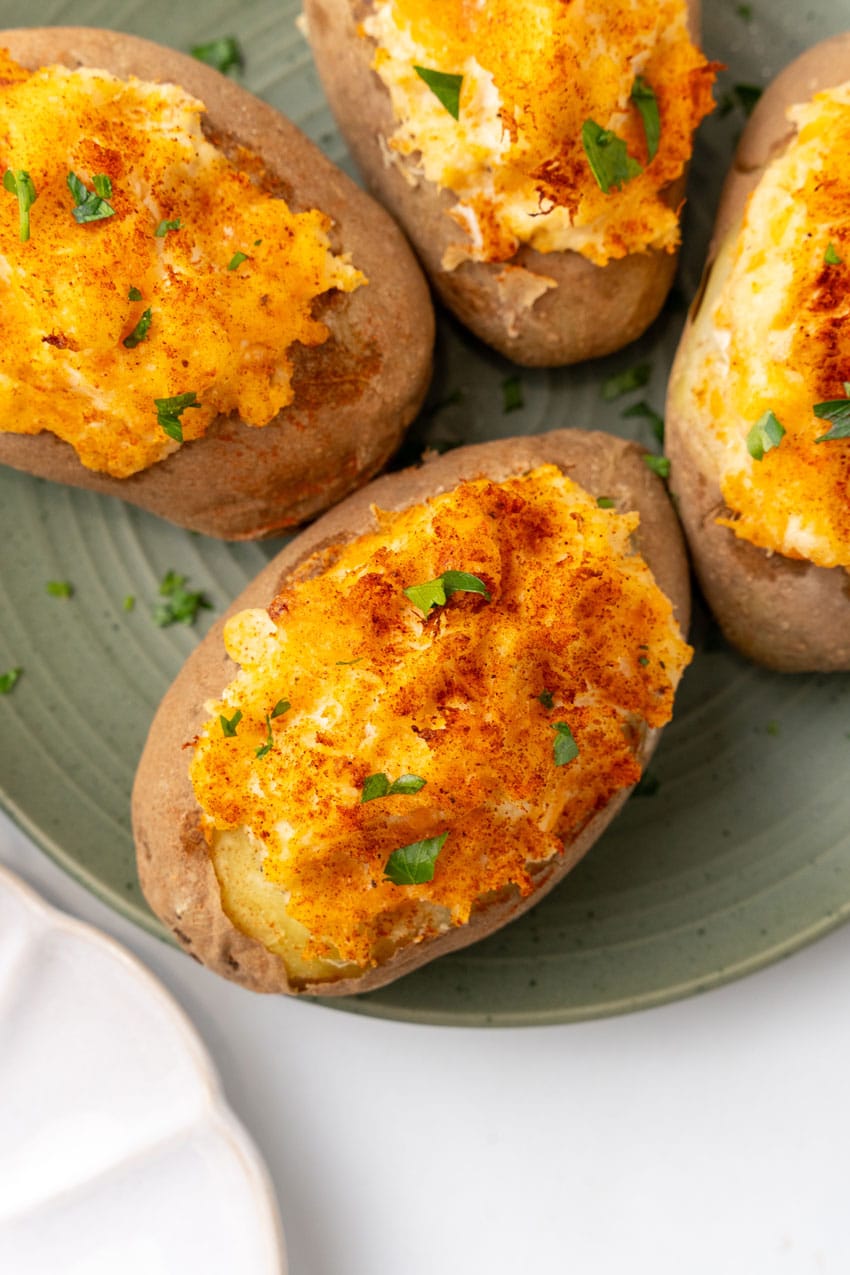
0, 51, 363, 477
687, 83, 850, 569
190, 467, 692, 982
362, 0, 716, 268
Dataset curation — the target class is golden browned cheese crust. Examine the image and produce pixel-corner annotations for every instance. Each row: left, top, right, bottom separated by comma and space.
666, 34, 850, 672
132, 430, 690, 995
303, 0, 706, 367
0, 27, 434, 539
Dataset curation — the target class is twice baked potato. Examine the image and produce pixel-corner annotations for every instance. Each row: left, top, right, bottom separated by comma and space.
133, 430, 692, 995
0, 27, 433, 539
666, 36, 850, 672
303, 0, 716, 366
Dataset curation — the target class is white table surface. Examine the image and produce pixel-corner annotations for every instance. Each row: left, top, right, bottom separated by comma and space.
2, 804, 848, 1275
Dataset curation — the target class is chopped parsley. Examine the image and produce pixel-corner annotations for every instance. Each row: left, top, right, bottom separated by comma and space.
128, 286, 143, 301
155, 391, 201, 443
254, 714, 274, 758
413, 66, 463, 119
539, 689, 555, 709
46, 580, 73, 598
3, 168, 37, 241
719, 83, 763, 119
0, 667, 22, 694
643, 454, 671, 479
361, 773, 427, 802
191, 35, 244, 75
634, 771, 660, 797
622, 399, 664, 443
271, 699, 291, 718
825, 242, 843, 266
746, 409, 785, 459
228, 251, 249, 271
814, 387, 850, 442
384, 831, 448, 885
220, 709, 242, 737
631, 77, 660, 161
502, 375, 524, 413
582, 120, 642, 195
596, 496, 616, 509
552, 721, 579, 766
67, 171, 115, 224
404, 570, 490, 615
123, 307, 152, 350
601, 362, 651, 401
152, 570, 212, 627
155, 218, 182, 237
123, 594, 136, 612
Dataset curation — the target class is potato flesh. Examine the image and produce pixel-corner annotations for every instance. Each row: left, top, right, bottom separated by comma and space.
191, 467, 691, 981
682, 83, 850, 568
0, 52, 362, 477
364, 0, 716, 267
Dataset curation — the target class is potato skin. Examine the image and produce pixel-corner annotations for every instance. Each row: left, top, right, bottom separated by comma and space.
666, 35, 850, 673
132, 430, 690, 996
303, 0, 700, 367
0, 27, 434, 540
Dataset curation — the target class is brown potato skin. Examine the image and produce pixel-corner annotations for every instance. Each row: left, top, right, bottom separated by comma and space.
303, 0, 701, 367
132, 430, 690, 995
0, 27, 434, 540
666, 35, 850, 672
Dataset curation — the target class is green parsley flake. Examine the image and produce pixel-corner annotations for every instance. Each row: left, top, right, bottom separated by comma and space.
634, 771, 660, 797
191, 36, 244, 75
256, 713, 275, 758
403, 570, 490, 615
825, 242, 843, 266
67, 171, 115, 224
601, 362, 651, 401
582, 119, 642, 195
384, 831, 448, 885
631, 77, 660, 161
155, 218, 182, 237
413, 66, 463, 119
123, 594, 136, 612
552, 721, 579, 766
3, 168, 37, 241
228, 251, 249, 271
271, 699, 291, 718
622, 399, 664, 443
502, 375, 524, 413
539, 689, 555, 709
746, 410, 785, 459
719, 83, 763, 119
155, 391, 201, 443
46, 580, 73, 598
220, 709, 242, 737
153, 570, 212, 627
128, 286, 143, 302
0, 667, 22, 694
596, 497, 616, 510
123, 308, 152, 350
643, 454, 671, 479
361, 773, 427, 803
814, 388, 850, 442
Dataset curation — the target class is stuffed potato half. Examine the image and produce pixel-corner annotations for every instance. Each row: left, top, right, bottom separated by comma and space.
667, 35, 850, 672
0, 27, 434, 539
303, 0, 716, 366
133, 431, 691, 996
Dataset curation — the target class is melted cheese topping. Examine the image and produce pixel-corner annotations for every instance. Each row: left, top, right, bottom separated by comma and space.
363, 0, 716, 268
686, 84, 850, 568
0, 52, 363, 477
190, 467, 692, 982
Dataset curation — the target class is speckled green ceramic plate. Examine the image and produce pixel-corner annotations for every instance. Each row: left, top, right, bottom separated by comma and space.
1, 0, 849, 1026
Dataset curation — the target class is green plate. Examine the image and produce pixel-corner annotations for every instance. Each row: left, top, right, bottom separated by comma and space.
1, 0, 849, 1026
